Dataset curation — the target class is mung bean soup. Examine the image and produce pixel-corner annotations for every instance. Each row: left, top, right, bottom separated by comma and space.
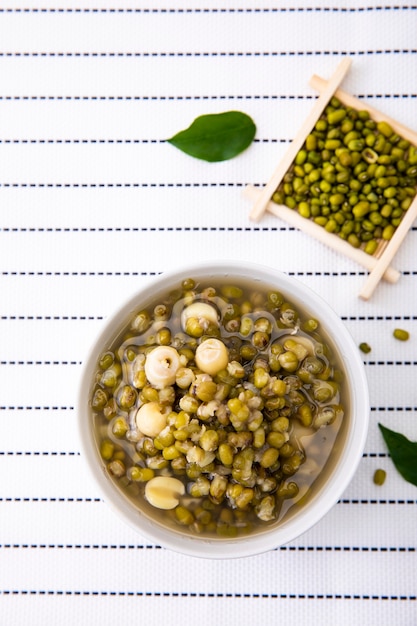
90, 276, 347, 538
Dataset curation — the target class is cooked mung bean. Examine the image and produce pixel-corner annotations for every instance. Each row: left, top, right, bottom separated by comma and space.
90, 276, 346, 538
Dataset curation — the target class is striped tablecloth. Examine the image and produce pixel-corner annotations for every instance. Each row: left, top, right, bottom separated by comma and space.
0, 2, 416, 624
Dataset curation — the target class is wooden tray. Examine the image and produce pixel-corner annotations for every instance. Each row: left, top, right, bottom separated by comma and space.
245, 59, 417, 299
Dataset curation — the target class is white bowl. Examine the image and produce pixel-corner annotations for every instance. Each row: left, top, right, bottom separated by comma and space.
77, 260, 369, 559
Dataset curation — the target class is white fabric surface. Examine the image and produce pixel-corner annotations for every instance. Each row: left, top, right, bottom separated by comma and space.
0, 1, 416, 624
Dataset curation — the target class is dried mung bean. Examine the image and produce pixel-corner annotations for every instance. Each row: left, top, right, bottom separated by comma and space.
272, 99, 417, 254
373, 469, 387, 486
393, 328, 410, 341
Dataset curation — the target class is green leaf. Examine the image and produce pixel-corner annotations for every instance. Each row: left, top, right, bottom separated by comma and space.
378, 423, 417, 487
167, 111, 256, 162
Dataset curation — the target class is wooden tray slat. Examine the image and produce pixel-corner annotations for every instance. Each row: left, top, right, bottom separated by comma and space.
244, 184, 400, 284
359, 194, 417, 299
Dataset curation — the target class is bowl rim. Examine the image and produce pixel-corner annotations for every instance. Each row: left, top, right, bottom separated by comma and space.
77, 259, 369, 559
